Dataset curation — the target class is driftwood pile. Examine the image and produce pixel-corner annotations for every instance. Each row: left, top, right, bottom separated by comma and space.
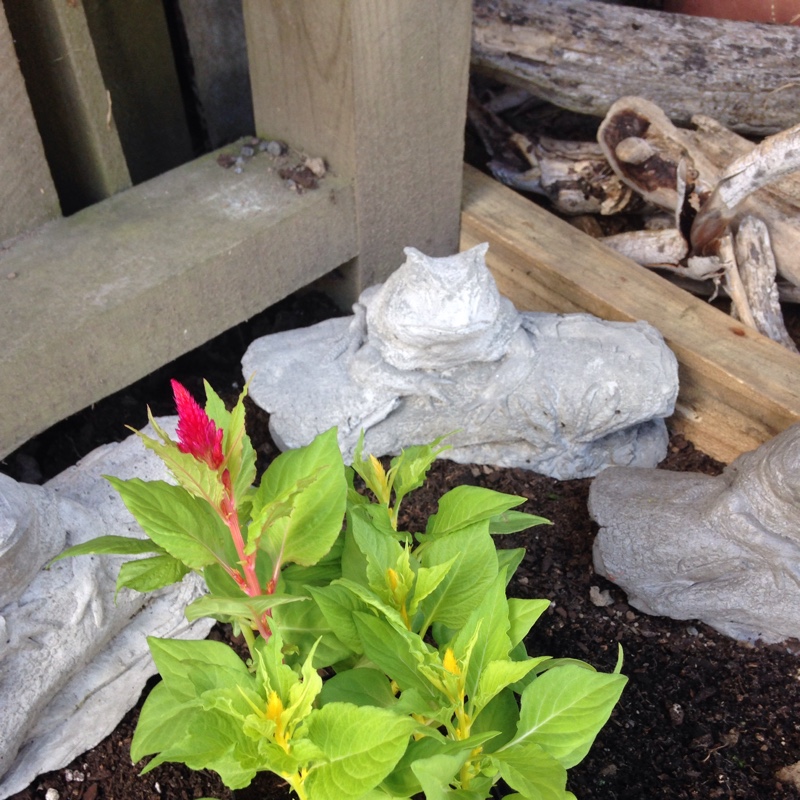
470, 0, 800, 353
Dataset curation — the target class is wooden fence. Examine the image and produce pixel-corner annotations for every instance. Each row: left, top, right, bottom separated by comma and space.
0, 0, 472, 459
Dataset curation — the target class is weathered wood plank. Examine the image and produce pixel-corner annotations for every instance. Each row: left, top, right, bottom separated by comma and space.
0, 149, 358, 459
176, 0, 254, 149
3, 0, 131, 215
243, 0, 471, 299
460, 165, 800, 463
471, 0, 800, 135
0, 4, 60, 242
82, 0, 195, 184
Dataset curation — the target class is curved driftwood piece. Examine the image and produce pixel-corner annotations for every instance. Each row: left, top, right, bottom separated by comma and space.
601, 229, 688, 269
691, 122, 800, 252
472, 0, 800, 135
733, 216, 799, 353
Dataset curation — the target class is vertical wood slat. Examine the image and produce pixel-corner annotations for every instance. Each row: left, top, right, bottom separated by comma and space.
242, 0, 472, 299
0, 4, 60, 242
82, 0, 196, 185
3, 0, 131, 216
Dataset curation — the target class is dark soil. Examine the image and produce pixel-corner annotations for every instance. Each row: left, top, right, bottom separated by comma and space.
3, 285, 799, 800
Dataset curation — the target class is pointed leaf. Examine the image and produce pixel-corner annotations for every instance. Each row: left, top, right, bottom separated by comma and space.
451, 571, 510, 699
489, 510, 551, 535
203, 380, 257, 499
49, 535, 164, 566
353, 613, 439, 702
495, 741, 568, 800
421, 486, 526, 541
497, 548, 526, 585
473, 658, 550, 719
136, 413, 225, 507
318, 667, 397, 709
116, 554, 190, 595
184, 592, 307, 623
508, 598, 551, 648
106, 477, 230, 570
418, 527, 498, 630
506, 664, 628, 768
303, 703, 417, 800
256, 428, 346, 567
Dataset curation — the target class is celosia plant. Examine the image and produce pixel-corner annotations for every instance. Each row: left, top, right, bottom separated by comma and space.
55, 380, 627, 800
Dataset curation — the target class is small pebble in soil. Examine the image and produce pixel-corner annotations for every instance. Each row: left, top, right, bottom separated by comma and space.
45, 789, 59, 800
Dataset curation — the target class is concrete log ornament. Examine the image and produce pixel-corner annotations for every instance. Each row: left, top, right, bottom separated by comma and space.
590, 423, 800, 645
243, 243, 679, 480
0, 421, 214, 799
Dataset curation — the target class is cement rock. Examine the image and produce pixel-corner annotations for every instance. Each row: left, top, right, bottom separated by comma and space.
589, 423, 800, 644
243, 243, 679, 479
0, 418, 214, 799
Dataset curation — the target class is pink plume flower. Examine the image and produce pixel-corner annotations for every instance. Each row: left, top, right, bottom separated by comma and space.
171, 379, 225, 470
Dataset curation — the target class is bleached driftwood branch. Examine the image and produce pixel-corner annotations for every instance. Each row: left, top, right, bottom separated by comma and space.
471, 0, 800, 135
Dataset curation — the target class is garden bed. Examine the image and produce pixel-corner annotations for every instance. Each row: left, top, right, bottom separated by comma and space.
3, 289, 799, 800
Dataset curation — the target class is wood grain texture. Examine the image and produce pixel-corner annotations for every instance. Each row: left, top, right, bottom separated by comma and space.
244, 0, 471, 297
0, 149, 358, 459
0, 4, 60, 242
3, 0, 130, 215
82, 0, 195, 185
472, 0, 800, 135
461, 164, 800, 463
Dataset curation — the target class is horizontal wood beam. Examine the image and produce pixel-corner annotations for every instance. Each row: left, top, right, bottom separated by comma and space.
461, 164, 800, 464
0, 148, 358, 459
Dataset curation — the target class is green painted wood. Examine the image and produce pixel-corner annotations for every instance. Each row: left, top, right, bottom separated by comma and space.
0, 146, 358, 459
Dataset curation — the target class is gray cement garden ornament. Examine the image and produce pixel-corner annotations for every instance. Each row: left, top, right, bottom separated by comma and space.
590, 423, 800, 644
0, 419, 214, 799
243, 243, 679, 480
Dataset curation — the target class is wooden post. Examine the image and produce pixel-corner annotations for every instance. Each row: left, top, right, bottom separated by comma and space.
243, 0, 472, 300
0, 3, 61, 242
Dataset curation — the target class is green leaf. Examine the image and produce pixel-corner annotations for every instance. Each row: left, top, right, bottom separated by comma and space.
106, 477, 231, 570
136, 412, 225, 507
380, 733, 496, 798
389, 435, 451, 509
309, 582, 369, 654
351, 430, 391, 506
450, 571, 510, 699
318, 667, 397, 709
48, 535, 163, 566
409, 557, 456, 616
497, 548, 526, 585
421, 486, 527, 541
303, 703, 417, 800
353, 612, 440, 702
409, 751, 471, 800
349, 504, 404, 597
470, 688, 519, 753
472, 658, 550, 719
255, 428, 346, 567
116, 554, 190, 595
505, 664, 628, 769
489, 510, 551, 535
184, 592, 307, 623
271, 594, 354, 669
147, 636, 252, 692
418, 527, 498, 631
494, 741, 568, 800
203, 380, 257, 500
508, 598, 551, 648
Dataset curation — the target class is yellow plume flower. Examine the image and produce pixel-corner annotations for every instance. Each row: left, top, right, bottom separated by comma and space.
443, 647, 461, 676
